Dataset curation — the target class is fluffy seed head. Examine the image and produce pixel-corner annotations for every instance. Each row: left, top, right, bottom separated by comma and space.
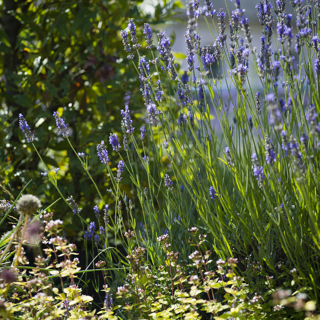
16, 194, 41, 215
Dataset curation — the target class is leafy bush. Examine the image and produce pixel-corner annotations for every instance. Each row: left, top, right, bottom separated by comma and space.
0, 0, 182, 230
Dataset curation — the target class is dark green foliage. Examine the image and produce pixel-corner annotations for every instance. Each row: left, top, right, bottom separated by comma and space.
0, 0, 181, 235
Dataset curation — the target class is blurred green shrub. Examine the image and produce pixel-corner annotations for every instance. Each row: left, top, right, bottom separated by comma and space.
0, 0, 182, 236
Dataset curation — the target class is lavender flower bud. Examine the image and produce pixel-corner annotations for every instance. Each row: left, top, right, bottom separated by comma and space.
256, 92, 262, 114
66, 195, 82, 215
164, 174, 173, 191
97, 141, 109, 164
115, 160, 125, 182
103, 205, 109, 228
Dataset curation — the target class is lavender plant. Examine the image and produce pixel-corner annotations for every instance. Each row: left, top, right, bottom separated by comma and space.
115, 0, 320, 308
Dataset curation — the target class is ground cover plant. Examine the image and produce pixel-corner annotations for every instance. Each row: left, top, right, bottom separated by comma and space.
2, 0, 320, 318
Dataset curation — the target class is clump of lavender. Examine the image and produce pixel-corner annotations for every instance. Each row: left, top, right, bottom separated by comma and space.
97, 141, 109, 164
66, 195, 82, 215
109, 133, 121, 152
19, 114, 35, 143
115, 160, 125, 183
53, 111, 69, 138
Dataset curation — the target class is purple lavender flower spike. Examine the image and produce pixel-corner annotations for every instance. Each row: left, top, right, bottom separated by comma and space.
109, 133, 121, 152
140, 125, 146, 140
209, 186, 216, 200
266, 93, 275, 103
115, 160, 125, 182
84, 221, 96, 240
97, 141, 109, 164
143, 23, 154, 49
66, 195, 82, 215
156, 80, 163, 102
265, 135, 277, 165
121, 104, 134, 135
53, 111, 69, 138
147, 103, 159, 127
19, 114, 35, 143
252, 153, 265, 188
181, 71, 189, 85
178, 113, 188, 127
164, 174, 173, 191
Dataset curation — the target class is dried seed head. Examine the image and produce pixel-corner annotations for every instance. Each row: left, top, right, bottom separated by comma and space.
16, 194, 41, 215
